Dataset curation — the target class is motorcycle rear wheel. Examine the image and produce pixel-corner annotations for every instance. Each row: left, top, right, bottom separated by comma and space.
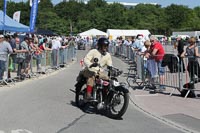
107, 90, 129, 119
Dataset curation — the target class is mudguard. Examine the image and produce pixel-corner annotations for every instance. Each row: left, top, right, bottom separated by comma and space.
75, 71, 86, 88
75, 81, 85, 89
115, 86, 129, 93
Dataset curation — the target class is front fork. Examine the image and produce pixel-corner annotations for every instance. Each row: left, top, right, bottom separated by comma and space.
92, 86, 103, 102
94, 86, 106, 110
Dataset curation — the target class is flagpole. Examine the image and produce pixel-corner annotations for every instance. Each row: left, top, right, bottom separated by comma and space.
3, 0, 7, 34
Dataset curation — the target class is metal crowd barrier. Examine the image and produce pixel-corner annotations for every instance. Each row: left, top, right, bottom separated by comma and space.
153, 54, 181, 95
180, 56, 200, 98
110, 43, 200, 98
32, 46, 75, 73
0, 45, 76, 86
0, 53, 11, 85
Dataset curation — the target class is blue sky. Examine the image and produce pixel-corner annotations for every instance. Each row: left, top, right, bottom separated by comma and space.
12, 0, 200, 8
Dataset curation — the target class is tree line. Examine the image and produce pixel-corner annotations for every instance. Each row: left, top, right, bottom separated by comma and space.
0, 0, 200, 36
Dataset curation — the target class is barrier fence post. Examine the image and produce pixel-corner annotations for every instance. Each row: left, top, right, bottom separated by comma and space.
0, 53, 10, 85
56, 49, 60, 69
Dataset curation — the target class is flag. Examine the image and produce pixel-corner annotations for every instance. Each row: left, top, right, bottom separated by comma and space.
29, 0, 39, 32
13, 11, 21, 22
30, 0, 40, 7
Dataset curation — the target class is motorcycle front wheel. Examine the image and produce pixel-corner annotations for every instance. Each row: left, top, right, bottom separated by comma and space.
107, 89, 129, 119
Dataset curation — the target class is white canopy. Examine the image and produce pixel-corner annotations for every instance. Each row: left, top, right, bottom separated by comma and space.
78, 28, 107, 37
107, 29, 151, 40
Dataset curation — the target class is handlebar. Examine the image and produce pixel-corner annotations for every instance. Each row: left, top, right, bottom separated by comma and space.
107, 66, 123, 77
90, 58, 123, 77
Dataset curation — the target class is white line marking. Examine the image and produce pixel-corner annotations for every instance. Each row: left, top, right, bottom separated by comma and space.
135, 94, 158, 97
11, 129, 32, 133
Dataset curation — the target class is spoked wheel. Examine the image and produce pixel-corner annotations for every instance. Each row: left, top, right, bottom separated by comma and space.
107, 90, 129, 119
75, 84, 87, 108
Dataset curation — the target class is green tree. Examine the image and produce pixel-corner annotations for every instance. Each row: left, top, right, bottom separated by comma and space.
54, 0, 84, 22
86, 0, 107, 11
54, 0, 85, 34
193, 7, 200, 30
131, 4, 166, 34
106, 3, 128, 29
36, 0, 69, 35
165, 4, 192, 31
7, 1, 30, 26
1, 0, 200, 36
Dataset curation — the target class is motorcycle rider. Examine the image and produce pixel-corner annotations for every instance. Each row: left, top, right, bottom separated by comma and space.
82, 37, 112, 100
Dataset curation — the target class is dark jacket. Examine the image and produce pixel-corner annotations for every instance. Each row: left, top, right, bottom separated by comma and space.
177, 39, 186, 55
162, 54, 179, 73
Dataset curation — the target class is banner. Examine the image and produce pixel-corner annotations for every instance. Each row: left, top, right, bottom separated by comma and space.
30, 0, 40, 7
13, 11, 21, 22
29, 0, 39, 32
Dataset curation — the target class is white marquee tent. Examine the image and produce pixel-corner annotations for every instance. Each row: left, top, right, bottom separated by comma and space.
107, 29, 151, 40
78, 28, 107, 37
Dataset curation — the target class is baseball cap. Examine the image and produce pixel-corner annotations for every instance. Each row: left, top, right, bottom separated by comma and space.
138, 36, 143, 40
0, 34, 4, 38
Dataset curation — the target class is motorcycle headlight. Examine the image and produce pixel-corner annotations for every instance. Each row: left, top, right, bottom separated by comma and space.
113, 80, 120, 87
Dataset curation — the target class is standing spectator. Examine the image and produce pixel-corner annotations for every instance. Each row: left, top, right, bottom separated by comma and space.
33, 34, 39, 49
0, 34, 13, 80
177, 36, 186, 72
15, 37, 28, 80
38, 38, 52, 70
17, 37, 30, 79
132, 34, 144, 53
5, 35, 15, 80
24, 37, 33, 78
181, 37, 200, 83
115, 37, 123, 56
144, 40, 158, 85
39, 38, 51, 51
68, 37, 76, 60
51, 38, 61, 69
92, 36, 97, 49
29, 37, 43, 73
10, 33, 18, 72
31, 38, 42, 72
130, 36, 136, 62
149, 35, 165, 91
59, 37, 68, 66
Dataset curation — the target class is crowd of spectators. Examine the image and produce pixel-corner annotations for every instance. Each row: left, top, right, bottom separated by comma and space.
0, 33, 77, 83
1, 32, 200, 96
108, 34, 200, 93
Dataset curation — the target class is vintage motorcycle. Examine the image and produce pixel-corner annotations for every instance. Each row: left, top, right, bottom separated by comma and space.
75, 59, 129, 119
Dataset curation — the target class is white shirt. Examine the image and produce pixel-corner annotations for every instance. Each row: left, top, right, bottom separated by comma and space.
52, 39, 61, 49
